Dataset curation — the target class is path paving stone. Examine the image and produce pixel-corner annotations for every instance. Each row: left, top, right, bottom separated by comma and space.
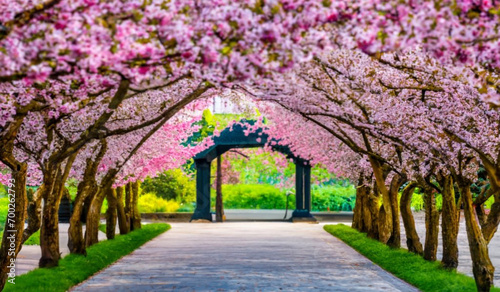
71, 222, 418, 291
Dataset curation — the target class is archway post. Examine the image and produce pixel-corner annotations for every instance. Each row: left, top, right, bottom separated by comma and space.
191, 159, 212, 221
292, 159, 314, 220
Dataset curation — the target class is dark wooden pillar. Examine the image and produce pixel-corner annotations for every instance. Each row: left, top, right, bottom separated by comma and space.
292, 159, 313, 218
191, 159, 212, 221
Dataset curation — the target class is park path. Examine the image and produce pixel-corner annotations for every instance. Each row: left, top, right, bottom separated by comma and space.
71, 222, 418, 292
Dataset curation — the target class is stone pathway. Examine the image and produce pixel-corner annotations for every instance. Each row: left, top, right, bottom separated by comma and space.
71, 222, 418, 291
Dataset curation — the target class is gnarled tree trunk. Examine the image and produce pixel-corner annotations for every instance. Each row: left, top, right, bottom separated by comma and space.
130, 181, 141, 231
85, 170, 118, 247
458, 180, 494, 292
105, 188, 118, 240
422, 184, 439, 261
68, 181, 96, 255
125, 182, 132, 226
39, 152, 77, 267
359, 184, 372, 234
85, 186, 106, 247
440, 175, 460, 269
22, 187, 43, 245
481, 199, 500, 244
369, 157, 392, 244
367, 182, 380, 240
0, 108, 37, 290
39, 164, 64, 267
115, 186, 129, 234
353, 175, 366, 231
400, 182, 423, 255
387, 174, 406, 248
0, 162, 28, 290
68, 141, 106, 254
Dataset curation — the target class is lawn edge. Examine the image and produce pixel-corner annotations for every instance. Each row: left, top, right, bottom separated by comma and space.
323, 223, 500, 292
5, 223, 171, 292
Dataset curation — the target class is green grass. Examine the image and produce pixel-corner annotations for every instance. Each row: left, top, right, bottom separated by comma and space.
324, 224, 500, 292
4, 223, 170, 292
24, 230, 40, 245
98, 223, 106, 233
0, 230, 40, 245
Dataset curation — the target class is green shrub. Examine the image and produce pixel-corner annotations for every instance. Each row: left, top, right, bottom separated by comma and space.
212, 184, 295, 209
411, 193, 424, 211
485, 195, 494, 209
138, 192, 180, 213
209, 184, 357, 211
141, 169, 195, 203
0, 183, 6, 196
409, 193, 443, 212
176, 203, 195, 212
311, 185, 355, 211
0, 196, 9, 231
65, 179, 78, 201
435, 194, 443, 211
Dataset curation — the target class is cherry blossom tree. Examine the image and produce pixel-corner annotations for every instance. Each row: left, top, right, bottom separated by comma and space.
1, 1, 500, 291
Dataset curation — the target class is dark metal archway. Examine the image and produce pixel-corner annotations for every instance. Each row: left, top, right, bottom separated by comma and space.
190, 121, 314, 222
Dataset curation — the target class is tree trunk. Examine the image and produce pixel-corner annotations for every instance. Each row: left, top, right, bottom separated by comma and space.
352, 190, 363, 231
387, 174, 406, 248
474, 186, 492, 227
67, 155, 102, 254
360, 184, 378, 234
400, 182, 423, 255
0, 163, 28, 290
216, 155, 224, 222
477, 156, 500, 244
39, 165, 64, 268
130, 182, 141, 231
68, 140, 107, 254
353, 176, 364, 231
85, 169, 119, 247
369, 157, 392, 244
85, 186, 107, 247
459, 180, 494, 292
125, 182, 132, 227
481, 199, 500, 244
358, 184, 371, 233
68, 181, 95, 255
105, 188, 118, 240
115, 186, 129, 234
39, 152, 77, 267
422, 185, 439, 261
22, 187, 43, 245
441, 175, 460, 269
0, 101, 36, 289
367, 183, 380, 240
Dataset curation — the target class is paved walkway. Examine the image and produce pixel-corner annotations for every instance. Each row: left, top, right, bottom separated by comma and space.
71, 223, 418, 291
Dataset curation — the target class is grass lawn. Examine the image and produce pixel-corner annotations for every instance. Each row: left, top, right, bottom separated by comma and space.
4, 223, 170, 292
0, 230, 40, 245
24, 230, 40, 245
324, 224, 500, 292
98, 223, 106, 233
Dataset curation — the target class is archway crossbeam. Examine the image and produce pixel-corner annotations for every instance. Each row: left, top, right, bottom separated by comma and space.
190, 120, 314, 222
